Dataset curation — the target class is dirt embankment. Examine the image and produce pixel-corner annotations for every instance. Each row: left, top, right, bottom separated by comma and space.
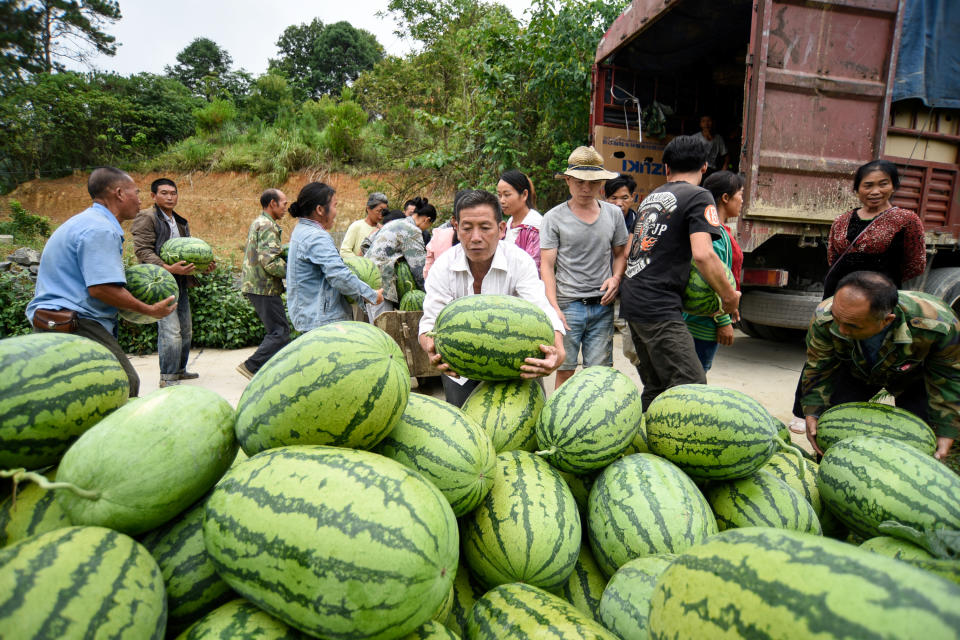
4, 170, 445, 262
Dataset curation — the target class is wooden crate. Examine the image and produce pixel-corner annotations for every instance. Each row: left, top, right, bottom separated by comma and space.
374, 310, 439, 378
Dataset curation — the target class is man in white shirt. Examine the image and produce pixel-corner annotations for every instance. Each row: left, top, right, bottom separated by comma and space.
419, 189, 565, 406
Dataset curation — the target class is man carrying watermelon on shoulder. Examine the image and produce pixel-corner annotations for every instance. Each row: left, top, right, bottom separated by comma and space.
418, 189, 566, 406
27, 167, 177, 397
132, 178, 215, 388
801, 270, 958, 461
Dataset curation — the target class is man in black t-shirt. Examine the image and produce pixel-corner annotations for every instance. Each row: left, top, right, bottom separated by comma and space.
616, 135, 741, 409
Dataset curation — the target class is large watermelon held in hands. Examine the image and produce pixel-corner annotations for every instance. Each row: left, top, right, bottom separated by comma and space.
203, 446, 458, 640
681, 258, 736, 316
427, 294, 555, 381
535, 366, 643, 474
815, 402, 936, 454
461, 379, 544, 452
121, 262, 179, 324
0, 332, 129, 470
648, 527, 960, 639
235, 321, 410, 455
160, 237, 214, 269
345, 256, 382, 304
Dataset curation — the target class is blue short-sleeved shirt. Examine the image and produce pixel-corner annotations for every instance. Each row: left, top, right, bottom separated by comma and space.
26, 203, 127, 334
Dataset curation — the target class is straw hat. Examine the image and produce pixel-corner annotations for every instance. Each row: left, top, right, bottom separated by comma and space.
557, 146, 619, 181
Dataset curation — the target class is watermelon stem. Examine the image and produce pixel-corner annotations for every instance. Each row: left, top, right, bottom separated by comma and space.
0, 468, 101, 500
775, 437, 807, 481
534, 447, 557, 457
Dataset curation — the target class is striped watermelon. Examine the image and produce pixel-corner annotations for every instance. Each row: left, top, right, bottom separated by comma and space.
120, 262, 179, 324
400, 290, 426, 311
345, 256, 382, 304
645, 384, 786, 480
176, 598, 308, 639
401, 620, 459, 639
0, 332, 129, 470
203, 446, 458, 639
0, 469, 71, 547
161, 236, 215, 269
860, 536, 934, 560
815, 402, 936, 454
462, 450, 580, 591
396, 260, 419, 300
431, 585, 454, 623
536, 366, 643, 473
555, 543, 608, 621
460, 379, 544, 452
235, 321, 410, 454
587, 453, 717, 576
597, 554, 675, 640
443, 558, 484, 637
467, 582, 618, 640
427, 295, 555, 381
705, 469, 822, 534
0, 526, 167, 638
54, 385, 237, 535
681, 258, 735, 316
559, 469, 596, 515
648, 527, 960, 639
763, 450, 822, 516
907, 559, 960, 586
140, 497, 235, 634
621, 415, 648, 455
375, 393, 496, 516
817, 435, 960, 539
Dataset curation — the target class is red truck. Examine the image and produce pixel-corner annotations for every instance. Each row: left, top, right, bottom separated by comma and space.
590, 0, 960, 338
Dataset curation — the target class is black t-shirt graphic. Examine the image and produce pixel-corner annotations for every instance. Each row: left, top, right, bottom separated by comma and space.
620, 181, 721, 323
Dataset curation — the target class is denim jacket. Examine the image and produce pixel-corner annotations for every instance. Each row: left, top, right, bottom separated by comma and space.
286, 218, 376, 332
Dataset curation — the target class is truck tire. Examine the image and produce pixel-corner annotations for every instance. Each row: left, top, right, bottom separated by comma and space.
740, 290, 822, 330
922, 267, 960, 316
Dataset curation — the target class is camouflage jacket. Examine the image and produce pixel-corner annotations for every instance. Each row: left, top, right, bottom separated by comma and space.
801, 291, 960, 439
241, 212, 286, 296
365, 217, 426, 303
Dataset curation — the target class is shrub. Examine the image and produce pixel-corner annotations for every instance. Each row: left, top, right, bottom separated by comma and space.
0, 269, 34, 338
0, 201, 51, 244
321, 98, 368, 161
194, 99, 238, 134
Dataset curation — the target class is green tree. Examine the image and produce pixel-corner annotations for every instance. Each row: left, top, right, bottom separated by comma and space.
269, 19, 383, 99
245, 73, 295, 123
166, 37, 234, 98
0, 2, 43, 80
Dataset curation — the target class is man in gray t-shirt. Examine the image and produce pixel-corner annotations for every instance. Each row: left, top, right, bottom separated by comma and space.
541, 146, 629, 388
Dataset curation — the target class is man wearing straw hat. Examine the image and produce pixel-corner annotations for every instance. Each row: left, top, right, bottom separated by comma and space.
541, 146, 629, 388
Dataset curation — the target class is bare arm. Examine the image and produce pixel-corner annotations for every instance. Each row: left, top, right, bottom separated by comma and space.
88, 284, 176, 319
520, 331, 566, 379
540, 248, 569, 330
601, 243, 627, 305
691, 231, 740, 319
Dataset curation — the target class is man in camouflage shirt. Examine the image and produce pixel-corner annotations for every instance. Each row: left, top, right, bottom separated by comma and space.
364, 205, 436, 320
237, 189, 289, 378
801, 271, 959, 460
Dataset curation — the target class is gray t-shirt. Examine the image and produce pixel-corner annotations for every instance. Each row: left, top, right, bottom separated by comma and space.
541, 199, 628, 302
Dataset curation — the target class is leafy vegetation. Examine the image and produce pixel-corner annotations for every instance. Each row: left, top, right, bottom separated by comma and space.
0, 200, 51, 244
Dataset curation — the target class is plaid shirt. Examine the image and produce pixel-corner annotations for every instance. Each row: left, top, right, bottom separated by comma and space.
240, 212, 286, 296
801, 291, 960, 439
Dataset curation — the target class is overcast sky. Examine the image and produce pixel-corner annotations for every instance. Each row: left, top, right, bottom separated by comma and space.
73, 0, 537, 76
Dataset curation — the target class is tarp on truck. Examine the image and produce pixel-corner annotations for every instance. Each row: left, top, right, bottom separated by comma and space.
893, 0, 960, 109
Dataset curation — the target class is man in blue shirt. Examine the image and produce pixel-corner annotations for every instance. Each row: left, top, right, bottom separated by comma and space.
26, 167, 177, 396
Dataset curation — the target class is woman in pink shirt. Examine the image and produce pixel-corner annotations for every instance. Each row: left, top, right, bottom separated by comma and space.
497, 170, 542, 270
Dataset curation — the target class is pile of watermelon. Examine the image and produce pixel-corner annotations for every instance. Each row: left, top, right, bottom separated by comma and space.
2, 308, 960, 639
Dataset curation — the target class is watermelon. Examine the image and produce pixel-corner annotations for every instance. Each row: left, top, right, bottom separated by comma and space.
0, 468, 71, 547
400, 289, 426, 311
597, 554, 675, 640
558, 469, 596, 515
0, 332, 129, 470
375, 393, 496, 517
427, 294, 555, 381
705, 469, 822, 534
203, 446, 458, 639
462, 450, 580, 591
818, 435, 960, 540
648, 527, 960, 639
467, 582, 618, 640
681, 258, 736, 316
432, 585, 454, 623
763, 450, 822, 516
235, 321, 410, 455
860, 536, 935, 561
281, 242, 290, 259
535, 366, 643, 474
907, 559, 960, 586
52, 385, 237, 535
815, 401, 936, 454
460, 379, 544, 452
621, 415, 649, 455
587, 453, 717, 576
140, 497, 236, 634
176, 598, 308, 639
444, 558, 484, 637
345, 256, 382, 304
554, 543, 608, 621
120, 262, 179, 324
645, 384, 789, 480
161, 236, 215, 269
401, 620, 459, 639
396, 259, 418, 300
0, 526, 167, 638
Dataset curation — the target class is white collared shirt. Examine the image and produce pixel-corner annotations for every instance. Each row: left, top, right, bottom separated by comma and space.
419, 240, 564, 335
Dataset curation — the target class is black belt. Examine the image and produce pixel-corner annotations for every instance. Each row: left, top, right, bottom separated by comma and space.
572, 296, 603, 306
